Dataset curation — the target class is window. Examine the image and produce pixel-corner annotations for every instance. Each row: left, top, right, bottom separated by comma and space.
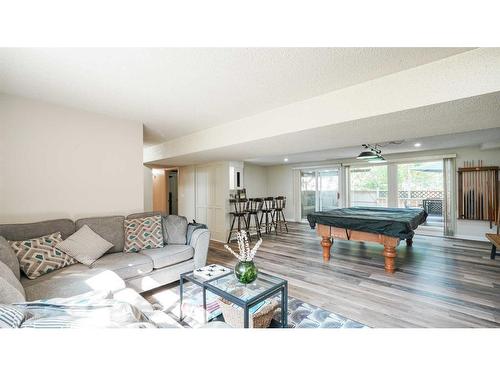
349, 165, 388, 207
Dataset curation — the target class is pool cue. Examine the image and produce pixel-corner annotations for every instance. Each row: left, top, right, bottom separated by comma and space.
463, 168, 466, 219
481, 169, 484, 220
477, 170, 480, 220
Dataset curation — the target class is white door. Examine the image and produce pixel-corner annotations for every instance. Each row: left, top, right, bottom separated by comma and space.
195, 162, 228, 242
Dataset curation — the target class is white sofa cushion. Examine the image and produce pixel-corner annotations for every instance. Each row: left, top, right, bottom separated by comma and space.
141, 245, 194, 269
21, 263, 125, 301
91, 253, 153, 279
55, 225, 113, 266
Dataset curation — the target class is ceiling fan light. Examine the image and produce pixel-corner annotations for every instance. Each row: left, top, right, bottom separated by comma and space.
357, 150, 378, 159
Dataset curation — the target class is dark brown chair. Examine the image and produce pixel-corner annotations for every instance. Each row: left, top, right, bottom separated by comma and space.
246, 198, 263, 240
274, 196, 288, 233
227, 198, 249, 243
260, 197, 276, 235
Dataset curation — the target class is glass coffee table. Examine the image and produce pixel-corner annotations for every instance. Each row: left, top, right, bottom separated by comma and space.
180, 269, 288, 328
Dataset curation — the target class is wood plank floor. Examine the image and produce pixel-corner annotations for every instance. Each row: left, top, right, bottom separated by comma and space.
208, 222, 500, 328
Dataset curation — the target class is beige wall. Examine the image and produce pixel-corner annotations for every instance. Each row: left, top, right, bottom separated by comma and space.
266, 164, 295, 220
0, 94, 144, 223
243, 162, 268, 197
143, 166, 153, 211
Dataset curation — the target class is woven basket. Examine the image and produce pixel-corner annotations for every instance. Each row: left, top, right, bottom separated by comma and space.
217, 297, 279, 328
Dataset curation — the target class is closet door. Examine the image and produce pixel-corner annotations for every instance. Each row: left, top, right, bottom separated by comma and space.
195, 166, 208, 225
195, 162, 228, 242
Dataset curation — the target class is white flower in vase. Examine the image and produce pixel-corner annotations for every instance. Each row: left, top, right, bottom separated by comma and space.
224, 230, 262, 262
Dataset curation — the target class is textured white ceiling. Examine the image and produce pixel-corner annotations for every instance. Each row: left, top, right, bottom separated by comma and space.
246, 128, 500, 166
148, 91, 500, 166
0, 48, 471, 145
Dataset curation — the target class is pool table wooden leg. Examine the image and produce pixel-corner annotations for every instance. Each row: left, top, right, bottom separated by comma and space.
321, 236, 332, 261
382, 239, 398, 273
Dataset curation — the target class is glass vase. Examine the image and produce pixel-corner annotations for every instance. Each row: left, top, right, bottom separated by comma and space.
234, 260, 258, 284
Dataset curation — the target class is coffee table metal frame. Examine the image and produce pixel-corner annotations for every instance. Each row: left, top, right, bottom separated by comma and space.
179, 269, 288, 328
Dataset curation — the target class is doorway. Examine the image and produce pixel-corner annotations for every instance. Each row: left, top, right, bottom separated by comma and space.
167, 170, 178, 215
152, 168, 178, 215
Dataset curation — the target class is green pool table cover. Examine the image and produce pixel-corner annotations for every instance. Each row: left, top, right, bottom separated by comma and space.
307, 207, 428, 240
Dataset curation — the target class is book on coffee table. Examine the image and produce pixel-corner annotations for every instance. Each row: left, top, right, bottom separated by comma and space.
193, 264, 231, 280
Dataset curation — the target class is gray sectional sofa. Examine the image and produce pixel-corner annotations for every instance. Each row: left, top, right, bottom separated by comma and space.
0, 212, 210, 304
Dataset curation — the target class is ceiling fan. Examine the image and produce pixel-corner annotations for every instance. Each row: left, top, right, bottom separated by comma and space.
356, 140, 404, 162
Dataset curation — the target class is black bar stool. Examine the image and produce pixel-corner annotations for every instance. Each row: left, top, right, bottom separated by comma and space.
246, 198, 263, 240
227, 198, 249, 243
260, 197, 276, 235
274, 196, 288, 233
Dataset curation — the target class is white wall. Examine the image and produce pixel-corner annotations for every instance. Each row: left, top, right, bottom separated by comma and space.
243, 162, 268, 197
143, 166, 153, 211
0, 94, 144, 223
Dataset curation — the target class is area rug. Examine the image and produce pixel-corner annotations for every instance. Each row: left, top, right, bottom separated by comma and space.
146, 283, 367, 328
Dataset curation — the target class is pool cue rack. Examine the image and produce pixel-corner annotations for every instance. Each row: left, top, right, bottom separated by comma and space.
457, 161, 499, 228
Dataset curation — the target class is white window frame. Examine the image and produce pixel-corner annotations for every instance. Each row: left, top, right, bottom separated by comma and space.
295, 164, 342, 221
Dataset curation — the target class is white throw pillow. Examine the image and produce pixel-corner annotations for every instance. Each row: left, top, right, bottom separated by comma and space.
55, 225, 113, 266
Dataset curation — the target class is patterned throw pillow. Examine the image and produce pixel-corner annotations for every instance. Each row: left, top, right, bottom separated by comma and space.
9, 232, 77, 280
124, 215, 163, 253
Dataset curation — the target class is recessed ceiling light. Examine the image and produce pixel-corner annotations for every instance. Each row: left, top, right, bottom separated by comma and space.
414, 143, 421, 147
284, 158, 289, 162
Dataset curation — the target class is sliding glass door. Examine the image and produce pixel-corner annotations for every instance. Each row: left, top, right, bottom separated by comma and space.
397, 161, 444, 228
300, 171, 316, 220
349, 165, 388, 207
318, 170, 339, 210
300, 169, 339, 219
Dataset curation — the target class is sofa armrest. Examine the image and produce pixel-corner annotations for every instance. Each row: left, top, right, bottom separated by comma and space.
189, 228, 210, 268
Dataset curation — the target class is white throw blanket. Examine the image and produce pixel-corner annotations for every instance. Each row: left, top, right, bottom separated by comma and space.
8, 290, 158, 328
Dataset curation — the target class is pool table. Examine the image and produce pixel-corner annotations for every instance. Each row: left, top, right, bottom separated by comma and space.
307, 207, 428, 273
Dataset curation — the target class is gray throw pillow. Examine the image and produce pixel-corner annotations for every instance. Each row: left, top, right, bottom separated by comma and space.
162, 215, 188, 245
186, 222, 208, 244
0, 261, 26, 304
55, 225, 113, 266
0, 236, 20, 280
